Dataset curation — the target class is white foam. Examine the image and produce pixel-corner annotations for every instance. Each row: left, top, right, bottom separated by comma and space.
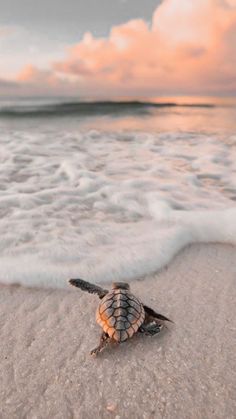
0, 126, 235, 289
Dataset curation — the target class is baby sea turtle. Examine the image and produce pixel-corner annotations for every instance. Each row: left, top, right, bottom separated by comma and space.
69, 278, 172, 355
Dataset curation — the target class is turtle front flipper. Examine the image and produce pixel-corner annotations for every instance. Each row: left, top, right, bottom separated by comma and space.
143, 305, 173, 323
90, 332, 111, 356
69, 278, 108, 299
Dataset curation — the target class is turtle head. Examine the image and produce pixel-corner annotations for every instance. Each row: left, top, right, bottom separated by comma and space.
112, 282, 130, 290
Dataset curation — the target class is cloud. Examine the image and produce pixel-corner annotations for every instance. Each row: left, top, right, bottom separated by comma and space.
0, 78, 19, 90
0, 26, 12, 37
17, 65, 58, 85
13, 65, 78, 96
6, 0, 236, 96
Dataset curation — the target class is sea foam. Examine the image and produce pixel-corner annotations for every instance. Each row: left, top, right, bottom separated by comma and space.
0, 127, 235, 289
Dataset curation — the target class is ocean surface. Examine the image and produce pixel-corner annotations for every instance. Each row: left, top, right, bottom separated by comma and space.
0, 97, 236, 288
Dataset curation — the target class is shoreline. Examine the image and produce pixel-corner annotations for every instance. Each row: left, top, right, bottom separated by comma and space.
1, 243, 235, 418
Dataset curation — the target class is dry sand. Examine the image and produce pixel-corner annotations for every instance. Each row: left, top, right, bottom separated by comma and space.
0, 244, 235, 419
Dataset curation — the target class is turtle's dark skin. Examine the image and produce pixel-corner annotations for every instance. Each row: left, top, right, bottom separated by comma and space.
69, 278, 172, 355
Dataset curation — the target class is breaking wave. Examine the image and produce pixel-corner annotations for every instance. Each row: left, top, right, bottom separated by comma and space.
0, 100, 216, 118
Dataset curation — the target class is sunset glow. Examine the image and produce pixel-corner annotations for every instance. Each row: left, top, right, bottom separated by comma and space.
1, 0, 236, 97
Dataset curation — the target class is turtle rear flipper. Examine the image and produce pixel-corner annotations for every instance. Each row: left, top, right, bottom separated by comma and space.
90, 332, 111, 356
69, 278, 108, 299
139, 323, 163, 336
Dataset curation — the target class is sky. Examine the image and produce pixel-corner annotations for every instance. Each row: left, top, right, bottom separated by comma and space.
0, 0, 236, 98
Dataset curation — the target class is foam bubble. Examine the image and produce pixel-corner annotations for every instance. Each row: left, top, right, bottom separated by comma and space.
0, 126, 235, 288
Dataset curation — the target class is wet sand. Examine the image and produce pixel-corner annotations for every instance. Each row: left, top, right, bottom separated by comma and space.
0, 243, 235, 419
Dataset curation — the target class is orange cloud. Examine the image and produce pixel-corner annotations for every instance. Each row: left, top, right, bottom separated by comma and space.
15, 64, 77, 96
17, 65, 55, 84
13, 0, 236, 96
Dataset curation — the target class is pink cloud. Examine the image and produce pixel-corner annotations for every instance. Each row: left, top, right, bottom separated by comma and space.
17, 65, 56, 84
15, 65, 78, 96
9, 0, 236, 96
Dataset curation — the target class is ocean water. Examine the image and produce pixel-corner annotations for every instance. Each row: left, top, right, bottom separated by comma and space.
0, 98, 236, 288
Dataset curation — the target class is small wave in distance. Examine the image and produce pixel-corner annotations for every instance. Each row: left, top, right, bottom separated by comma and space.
0, 100, 216, 118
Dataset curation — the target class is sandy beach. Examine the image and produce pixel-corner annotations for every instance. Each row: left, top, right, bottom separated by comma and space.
1, 1, 236, 418
0, 243, 235, 419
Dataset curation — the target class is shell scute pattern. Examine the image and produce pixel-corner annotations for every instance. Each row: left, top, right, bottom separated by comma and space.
127, 312, 139, 324
99, 299, 113, 313
97, 289, 145, 342
107, 316, 116, 327
111, 300, 120, 309
101, 307, 114, 318
113, 307, 128, 317
119, 294, 129, 301
116, 321, 126, 330
118, 316, 128, 322
126, 327, 134, 338
128, 299, 141, 311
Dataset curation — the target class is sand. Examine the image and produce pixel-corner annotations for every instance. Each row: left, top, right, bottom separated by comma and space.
0, 243, 235, 419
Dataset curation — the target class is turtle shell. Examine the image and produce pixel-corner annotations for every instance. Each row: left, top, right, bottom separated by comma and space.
96, 288, 145, 342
